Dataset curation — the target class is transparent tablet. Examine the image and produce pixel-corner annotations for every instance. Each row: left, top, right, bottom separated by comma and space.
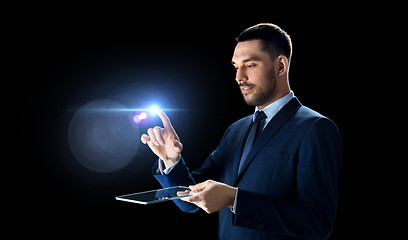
115, 186, 194, 205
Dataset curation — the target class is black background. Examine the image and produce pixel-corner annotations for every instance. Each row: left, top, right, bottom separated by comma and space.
14, 5, 387, 239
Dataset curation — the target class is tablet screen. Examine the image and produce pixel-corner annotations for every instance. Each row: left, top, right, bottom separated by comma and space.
116, 186, 194, 205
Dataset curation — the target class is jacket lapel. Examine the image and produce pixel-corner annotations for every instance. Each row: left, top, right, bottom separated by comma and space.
233, 97, 302, 185
232, 116, 253, 179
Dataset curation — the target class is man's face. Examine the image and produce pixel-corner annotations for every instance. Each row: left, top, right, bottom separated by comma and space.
232, 40, 278, 109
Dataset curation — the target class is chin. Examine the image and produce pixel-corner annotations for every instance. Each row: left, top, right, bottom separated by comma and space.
243, 97, 258, 107
243, 93, 270, 108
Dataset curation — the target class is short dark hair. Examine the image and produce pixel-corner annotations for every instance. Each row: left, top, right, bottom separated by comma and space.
236, 23, 292, 63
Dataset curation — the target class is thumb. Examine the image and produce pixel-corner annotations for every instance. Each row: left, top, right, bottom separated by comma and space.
172, 138, 183, 152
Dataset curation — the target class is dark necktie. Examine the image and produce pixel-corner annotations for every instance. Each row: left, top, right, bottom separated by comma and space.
238, 111, 267, 174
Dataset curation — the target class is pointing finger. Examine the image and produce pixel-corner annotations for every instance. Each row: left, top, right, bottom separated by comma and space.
158, 110, 177, 136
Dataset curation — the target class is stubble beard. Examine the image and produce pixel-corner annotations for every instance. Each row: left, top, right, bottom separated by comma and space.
243, 87, 272, 107
241, 74, 277, 107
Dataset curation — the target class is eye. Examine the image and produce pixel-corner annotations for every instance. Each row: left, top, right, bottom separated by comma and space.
246, 63, 256, 68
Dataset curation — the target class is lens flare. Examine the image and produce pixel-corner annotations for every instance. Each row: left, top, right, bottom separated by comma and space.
149, 105, 160, 114
139, 112, 147, 119
133, 112, 148, 123
68, 99, 139, 173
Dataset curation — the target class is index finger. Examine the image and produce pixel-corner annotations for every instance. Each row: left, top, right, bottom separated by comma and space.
189, 183, 206, 193
180, 192, 201, 203
158, 110, 176, 133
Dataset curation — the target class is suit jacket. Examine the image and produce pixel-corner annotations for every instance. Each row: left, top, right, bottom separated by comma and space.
153, 97, 342, 240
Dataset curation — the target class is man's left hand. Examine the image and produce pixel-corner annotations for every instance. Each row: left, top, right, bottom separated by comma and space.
181, 180, 237, 214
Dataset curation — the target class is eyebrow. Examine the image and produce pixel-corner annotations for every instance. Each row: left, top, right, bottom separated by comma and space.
231, 57, 262, 65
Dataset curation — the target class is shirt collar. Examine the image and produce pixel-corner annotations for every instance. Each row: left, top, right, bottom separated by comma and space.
253, 91, 295, 122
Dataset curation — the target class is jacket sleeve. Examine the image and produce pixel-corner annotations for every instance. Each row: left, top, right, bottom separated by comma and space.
152, 126, 232, 213
152, 158, 199, 213
233, 117, 342, 239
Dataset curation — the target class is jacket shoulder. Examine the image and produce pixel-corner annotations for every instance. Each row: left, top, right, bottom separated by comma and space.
295, 106, 334, 123
226, 115, 252, 132
295, 106, 340, 135
232, 115, 252, 126
218, 115, 252, 142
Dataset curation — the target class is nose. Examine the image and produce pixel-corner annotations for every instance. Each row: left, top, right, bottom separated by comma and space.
235, 67, 248, 83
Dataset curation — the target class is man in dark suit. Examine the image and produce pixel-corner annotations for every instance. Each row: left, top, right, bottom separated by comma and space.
141, 23, 342, 240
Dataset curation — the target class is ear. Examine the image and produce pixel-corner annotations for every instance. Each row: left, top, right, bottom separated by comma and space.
276, 55, 289, 77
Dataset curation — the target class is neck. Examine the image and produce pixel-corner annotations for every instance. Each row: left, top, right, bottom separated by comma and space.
258, 88, 291, 110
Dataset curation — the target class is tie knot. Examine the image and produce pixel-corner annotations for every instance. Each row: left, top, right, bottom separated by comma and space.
254, 111, 267, 122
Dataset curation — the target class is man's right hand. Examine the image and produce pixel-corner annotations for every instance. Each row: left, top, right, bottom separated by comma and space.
141, 110, 183, 169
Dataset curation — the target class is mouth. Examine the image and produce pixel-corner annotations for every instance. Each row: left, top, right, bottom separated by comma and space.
240, 85, 254, 94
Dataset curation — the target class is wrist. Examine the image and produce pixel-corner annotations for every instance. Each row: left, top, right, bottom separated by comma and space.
162, 156, 181, 169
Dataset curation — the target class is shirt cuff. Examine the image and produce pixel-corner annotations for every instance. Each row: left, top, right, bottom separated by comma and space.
230, 187, 239, 214
157, 158, 180, 175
